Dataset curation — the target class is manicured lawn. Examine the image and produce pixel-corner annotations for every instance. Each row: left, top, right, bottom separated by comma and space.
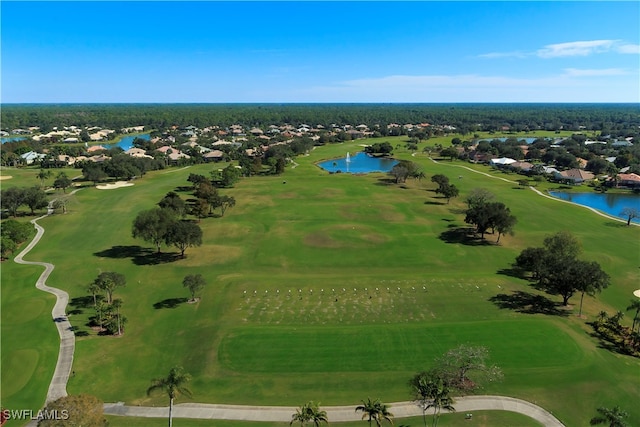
2, 139, 639, 426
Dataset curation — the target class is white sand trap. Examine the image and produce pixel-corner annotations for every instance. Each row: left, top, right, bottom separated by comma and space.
634, 289, 640, 298
0, 175, 13, 180
96, 181, 134, 190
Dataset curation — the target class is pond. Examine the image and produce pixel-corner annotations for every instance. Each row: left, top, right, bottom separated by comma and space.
475, 137, 556, 144
549, 191, 640, 223
1, 136, 27, 143
104, 133, 151, 151
317, 151, 399, 174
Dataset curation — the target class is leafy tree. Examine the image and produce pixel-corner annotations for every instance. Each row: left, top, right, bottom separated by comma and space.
1, 187, 26, 217
53, 172, 72, 193
93, 271, 126, 304
514, 247, 546, 280
183, 274, 206, 302
355, 398, 393, 427
132, 208, 176, 253
37, 394, 107, 427
194, 180, 219, 214
620, 207, 639, 226
23, 186, 49, 214
465, 188, 494, 209
217, 195, 236, 217
464, 201, 515, 240
1, 219, 32, 243
430, 174, 449, 188
589, 406, 629, 427
1, 235, 17, 260
586, 157, 609, 175
290, 401, 328, 427
436, 184, 459, 204
166, 220, 203, 257
389, 165, 409, 184
187, 173, 209, 187
575, 260, 610, 316
434, 344, 503, 393
147, 366, 192, 427
365, 142, 393, 155
190, 198, 210, 221
221, 164, 242, 187
439, 146, 458, 161
158, 192, 187, 218
82, 164, 108, 185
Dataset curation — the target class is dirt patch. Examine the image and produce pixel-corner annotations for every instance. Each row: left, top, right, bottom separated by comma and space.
96, 181, 134, 190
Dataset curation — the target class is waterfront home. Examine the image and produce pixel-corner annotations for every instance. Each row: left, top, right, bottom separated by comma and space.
554, 168, 595, 184
617, 173, 640, 188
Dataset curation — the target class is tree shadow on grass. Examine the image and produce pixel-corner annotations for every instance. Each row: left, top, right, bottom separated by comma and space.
604, 221, 627, 228
374, 178, 397, 186
153, 297, 188, 309
438, 227, 492, 246
425, 200, 446, 205
94, 245, 181, 265
70, 295, 96, 309
489, 291, 569, 316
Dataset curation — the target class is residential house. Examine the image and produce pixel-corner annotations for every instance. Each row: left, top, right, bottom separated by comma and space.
617, 173, 640, 188
20, 151, 46, 165
554, 168, 594, 184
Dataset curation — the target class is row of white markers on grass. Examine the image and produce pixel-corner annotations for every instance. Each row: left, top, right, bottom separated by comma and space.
242, 286, 429, 296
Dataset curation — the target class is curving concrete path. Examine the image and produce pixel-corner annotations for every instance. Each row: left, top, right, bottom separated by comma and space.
428, 157, 638, 227
103, 396, 565, 426
14, 189, 568, 426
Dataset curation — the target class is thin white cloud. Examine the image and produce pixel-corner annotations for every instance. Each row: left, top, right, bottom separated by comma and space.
480, 39, 639, 59
537, 40, 617, 58
289, 71, 639, 103
616, 43, 640, 54
563, 68, 628, 77
477, 51, 528, 59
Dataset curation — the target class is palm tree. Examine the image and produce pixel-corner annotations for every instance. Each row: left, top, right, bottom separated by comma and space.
626, 299, 640, 332
290, 401, 328, 427
147, 366, 192, 427
355, 398, 393, 427
36, 169, 52, 188
87, 282, 102, 307
590, 406, 629, 427
112, 298, 123, 335
424, 377, 455, 427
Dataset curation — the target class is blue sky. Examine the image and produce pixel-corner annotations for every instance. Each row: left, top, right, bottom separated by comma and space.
2, 1, 639, 103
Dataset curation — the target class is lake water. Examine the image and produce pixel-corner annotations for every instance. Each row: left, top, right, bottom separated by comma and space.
1, 136, 27, 143
317, 151, 399, 174
104, 133, 151, 151
476, 137, 552, 144
549, 191, 640, 223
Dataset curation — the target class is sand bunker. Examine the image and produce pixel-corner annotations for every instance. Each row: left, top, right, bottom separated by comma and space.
634, 289, 640, 298
0, 175, 13, 180
96, 181, 134, 190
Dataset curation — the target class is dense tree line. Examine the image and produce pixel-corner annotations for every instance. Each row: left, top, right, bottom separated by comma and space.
1, 186, 49, 217
3, 103, 639, 136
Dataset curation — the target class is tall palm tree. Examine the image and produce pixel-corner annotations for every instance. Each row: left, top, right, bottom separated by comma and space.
626, 299, 640, 332
355, 398, 393, 427
290, 401, 328, 427
424, 378, 455, 427
590, 406, 629, 427
147, 366, 192, 427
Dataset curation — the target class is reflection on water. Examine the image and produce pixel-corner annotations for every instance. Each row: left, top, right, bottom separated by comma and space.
317, 151, 398, 174
549, 191, 640, 223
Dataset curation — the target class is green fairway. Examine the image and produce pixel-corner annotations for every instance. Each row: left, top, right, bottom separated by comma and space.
2, 138, 639, 426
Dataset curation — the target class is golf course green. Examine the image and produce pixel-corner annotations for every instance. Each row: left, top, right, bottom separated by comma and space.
2, 136, 639, 426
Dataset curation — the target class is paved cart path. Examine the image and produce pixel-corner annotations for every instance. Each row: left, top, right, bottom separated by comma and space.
104, 395, 565, 426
